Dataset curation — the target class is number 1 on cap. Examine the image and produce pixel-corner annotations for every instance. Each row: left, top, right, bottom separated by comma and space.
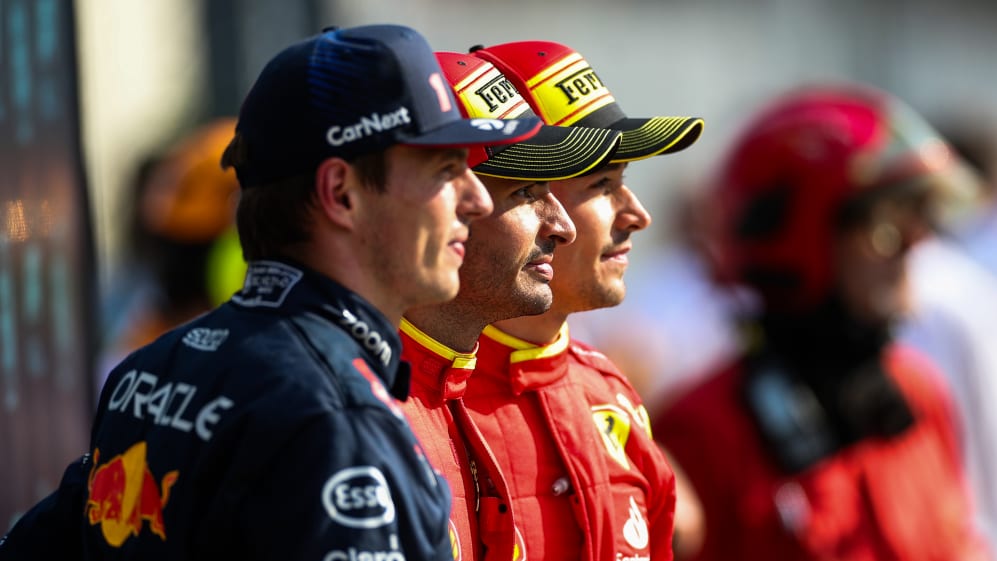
428, 73, 453, 112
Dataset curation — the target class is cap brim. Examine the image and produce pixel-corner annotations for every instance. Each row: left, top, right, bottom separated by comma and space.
471, 125, 622, 181
609, 117, 705, 163
399, 116, 542, 149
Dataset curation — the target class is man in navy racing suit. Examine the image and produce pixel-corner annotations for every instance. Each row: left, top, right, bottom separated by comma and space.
0, 24, 542, 560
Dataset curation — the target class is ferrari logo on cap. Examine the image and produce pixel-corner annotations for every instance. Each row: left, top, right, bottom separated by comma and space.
553, 67, 605, 104
592, 404, 631, 469
526, 53, 615, 126
450, 59, 530, 120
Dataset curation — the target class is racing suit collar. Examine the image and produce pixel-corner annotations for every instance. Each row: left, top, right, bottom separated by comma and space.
479, 323, 571, 395
400, 318, 477, 406
234, 259, 409, 399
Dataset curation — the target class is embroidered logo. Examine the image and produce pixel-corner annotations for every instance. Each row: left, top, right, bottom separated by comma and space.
85, 442, 179, 547
231, 261, 302, 308
622, 496, 649, 550
322, 466, 396, 529
591, 404, 632, 469
340, 309, 392, 367
181, 328, 229, 351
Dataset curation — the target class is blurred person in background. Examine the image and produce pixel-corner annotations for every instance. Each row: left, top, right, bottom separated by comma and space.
655, 84, 992, 561
896, 114, 997, 547
467, 40, 705, 561
945, 114, 997, 276
98, 118, 244, 389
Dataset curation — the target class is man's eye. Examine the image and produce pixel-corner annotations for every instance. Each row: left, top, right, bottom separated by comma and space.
591, 177, 612, 192
515, 185, 539, 201
520, 182, 552, 201
439, 165, 461, 180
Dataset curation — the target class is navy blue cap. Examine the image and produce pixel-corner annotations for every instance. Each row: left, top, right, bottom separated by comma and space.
232, 25, 543, 188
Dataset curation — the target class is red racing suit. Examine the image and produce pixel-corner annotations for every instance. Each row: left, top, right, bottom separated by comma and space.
467, 324, 676, 561
399, 319, 524, 561
656, 344, 993, 561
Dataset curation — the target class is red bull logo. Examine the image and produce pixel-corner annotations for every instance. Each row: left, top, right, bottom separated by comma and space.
85, 442, 179, 547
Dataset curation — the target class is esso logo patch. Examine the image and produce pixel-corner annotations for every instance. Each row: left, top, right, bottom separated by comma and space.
322, 466, 396, 528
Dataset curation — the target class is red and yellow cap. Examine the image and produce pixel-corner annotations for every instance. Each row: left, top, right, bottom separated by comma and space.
470, 41, 704, 163
436, 52, 622, 181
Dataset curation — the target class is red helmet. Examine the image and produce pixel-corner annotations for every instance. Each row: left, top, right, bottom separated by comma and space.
712, 84, 955, 312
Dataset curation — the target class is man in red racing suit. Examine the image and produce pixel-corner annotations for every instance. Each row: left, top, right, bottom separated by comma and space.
398, 52, 620, 561
468, 325, 675, 561
462, 40, 705, 561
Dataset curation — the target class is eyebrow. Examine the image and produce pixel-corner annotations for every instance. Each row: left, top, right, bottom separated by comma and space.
438, 148, 469, 163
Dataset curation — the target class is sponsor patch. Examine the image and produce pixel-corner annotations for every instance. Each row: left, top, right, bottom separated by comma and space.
457, 65, 527, 118
622, 496, 649, 550
326, 107, 412, 146
231, 261, 302, 308
525, 53, 616, 126
323, 534, 405, 561
182, 328, 229, 351
591, 404, 631, 469
322, 466, 396, 529
469, 118, 518, 133
106, 369, 234, 442
341, 310, 392, 367
85, 442, 179, 547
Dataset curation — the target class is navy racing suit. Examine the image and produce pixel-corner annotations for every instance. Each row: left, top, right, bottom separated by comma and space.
0, 259, 452, 561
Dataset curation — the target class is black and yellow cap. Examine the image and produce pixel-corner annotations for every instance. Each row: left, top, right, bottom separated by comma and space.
436, 51, 622, 181
471, 40, 704, 163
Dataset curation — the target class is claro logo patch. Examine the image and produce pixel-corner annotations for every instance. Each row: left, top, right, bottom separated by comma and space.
322, 466, 396, 528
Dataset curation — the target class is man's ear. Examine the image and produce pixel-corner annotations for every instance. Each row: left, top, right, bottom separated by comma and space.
314, 157, 356, 229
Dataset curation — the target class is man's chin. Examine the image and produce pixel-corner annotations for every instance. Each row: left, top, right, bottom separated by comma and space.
510, 286, 554, 318
420, 277, 461, 308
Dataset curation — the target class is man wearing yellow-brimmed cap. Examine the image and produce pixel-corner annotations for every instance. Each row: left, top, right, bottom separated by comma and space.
462, 41, 704, 561
399, 51, 623, 561
472, 41, 703, 162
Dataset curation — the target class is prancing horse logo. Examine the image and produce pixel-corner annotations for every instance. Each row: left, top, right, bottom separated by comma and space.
591, 404, 631, 469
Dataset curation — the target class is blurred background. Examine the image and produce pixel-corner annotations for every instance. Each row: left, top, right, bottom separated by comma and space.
3, 0, 997, 532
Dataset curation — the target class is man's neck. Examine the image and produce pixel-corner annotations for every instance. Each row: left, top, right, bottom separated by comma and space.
404, 303, 491, 354
491, 308, 569, 346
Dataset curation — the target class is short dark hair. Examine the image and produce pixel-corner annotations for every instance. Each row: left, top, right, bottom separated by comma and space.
223, 134, 389, 261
